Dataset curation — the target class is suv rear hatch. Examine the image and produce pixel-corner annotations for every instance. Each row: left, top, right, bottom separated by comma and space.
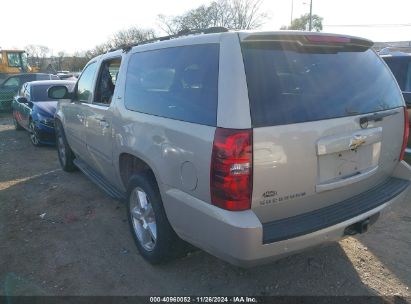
240, 32, 406, 223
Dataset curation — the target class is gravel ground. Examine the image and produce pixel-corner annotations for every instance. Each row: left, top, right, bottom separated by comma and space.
0, 112, 410, 297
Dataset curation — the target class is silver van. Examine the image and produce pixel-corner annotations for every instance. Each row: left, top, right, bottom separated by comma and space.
49, 29, 411, 266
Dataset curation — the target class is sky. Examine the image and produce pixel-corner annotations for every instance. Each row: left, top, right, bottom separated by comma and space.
0, 0, 410, 55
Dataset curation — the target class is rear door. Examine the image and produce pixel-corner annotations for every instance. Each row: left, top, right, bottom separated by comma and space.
240, 34, 406, 223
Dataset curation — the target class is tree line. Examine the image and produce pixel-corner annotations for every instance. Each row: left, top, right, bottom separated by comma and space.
25, 0, 322, 73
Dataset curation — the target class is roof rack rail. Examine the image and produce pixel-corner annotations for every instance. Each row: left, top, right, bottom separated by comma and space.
118, 27, 229, 53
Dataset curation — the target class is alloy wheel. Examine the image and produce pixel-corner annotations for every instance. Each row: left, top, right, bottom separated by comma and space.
29, 122, 40, 145
129, 187, 157, 251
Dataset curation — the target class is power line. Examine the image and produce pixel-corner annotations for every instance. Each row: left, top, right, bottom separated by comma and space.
324, 23, 411, 27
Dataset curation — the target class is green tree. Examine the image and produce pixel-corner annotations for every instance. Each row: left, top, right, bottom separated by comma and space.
284, 13, 323, 32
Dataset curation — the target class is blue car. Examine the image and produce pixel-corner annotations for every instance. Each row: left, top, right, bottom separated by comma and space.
12, 80, 75, 146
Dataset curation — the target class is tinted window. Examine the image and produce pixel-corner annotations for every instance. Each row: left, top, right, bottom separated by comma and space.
31, 83, 74, 101
77, 62, 97, 102
407, 62, 411, 92
242, 42, 404, 127
125, 44, 219, 126
384, 57, 411, 92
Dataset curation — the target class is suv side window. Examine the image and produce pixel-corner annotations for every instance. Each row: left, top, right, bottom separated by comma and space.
383, 57, 411, 92
125, 44, 219, 126
405, 60, 411, 92
94, 58, 121, 105
76, 62, 97, 102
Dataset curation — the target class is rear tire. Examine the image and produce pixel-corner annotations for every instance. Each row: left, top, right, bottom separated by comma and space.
127, 172, 187, 264
13, 113, 23, 131
55, 120, 77, 172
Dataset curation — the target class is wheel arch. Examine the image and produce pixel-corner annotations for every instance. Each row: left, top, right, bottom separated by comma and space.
118, 152, 161, 191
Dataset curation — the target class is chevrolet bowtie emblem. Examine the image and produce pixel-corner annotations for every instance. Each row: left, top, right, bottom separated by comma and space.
349, 135, 366, 151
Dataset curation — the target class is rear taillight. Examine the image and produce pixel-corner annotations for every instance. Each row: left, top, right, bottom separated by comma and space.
210, 128, 252, 211
400, 107, 409, 161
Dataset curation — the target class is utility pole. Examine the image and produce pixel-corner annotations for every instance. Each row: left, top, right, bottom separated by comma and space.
290, 0, 294, 26
308, 0, 313, 31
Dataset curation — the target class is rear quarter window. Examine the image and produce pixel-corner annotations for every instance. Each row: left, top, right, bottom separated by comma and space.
124, 44, 219, 126
383, 56, 411, 92
242, 42, 404, 127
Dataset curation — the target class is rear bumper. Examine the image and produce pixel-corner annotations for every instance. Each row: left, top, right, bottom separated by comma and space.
262, 177, 408, 244
163, 163, 411, 267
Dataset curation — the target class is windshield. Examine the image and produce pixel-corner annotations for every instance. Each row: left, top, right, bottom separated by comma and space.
241, 42, 404, 127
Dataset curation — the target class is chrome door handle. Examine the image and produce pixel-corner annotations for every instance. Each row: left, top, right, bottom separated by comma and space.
100, 121, 110, 128
95, 118, 110, 128
76, 114, 85, 123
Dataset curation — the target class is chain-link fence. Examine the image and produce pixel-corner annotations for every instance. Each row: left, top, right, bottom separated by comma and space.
0, 89, 15, 112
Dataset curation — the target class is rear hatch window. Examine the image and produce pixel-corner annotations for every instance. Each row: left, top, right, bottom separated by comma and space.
241, 41, 403, 127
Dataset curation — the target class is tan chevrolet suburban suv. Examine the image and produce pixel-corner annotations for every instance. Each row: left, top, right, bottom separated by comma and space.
48, 28, 411, 266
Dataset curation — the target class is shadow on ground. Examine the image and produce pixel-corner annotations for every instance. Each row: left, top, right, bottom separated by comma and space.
0, 154, 377, 296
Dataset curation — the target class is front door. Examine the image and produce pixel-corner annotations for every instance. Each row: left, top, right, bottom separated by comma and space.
62, 61, 98, 158
86, 57, 121, 179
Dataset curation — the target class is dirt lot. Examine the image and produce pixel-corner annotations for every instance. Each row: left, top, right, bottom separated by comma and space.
0, 112, 410, 297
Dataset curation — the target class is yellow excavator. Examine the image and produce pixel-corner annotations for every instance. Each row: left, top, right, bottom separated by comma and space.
0, 49, 39, 82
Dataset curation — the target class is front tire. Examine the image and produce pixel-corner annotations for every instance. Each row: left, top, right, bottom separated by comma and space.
127, 172, 187, 264
55, 120, 77, 172
29, 120, 41, 146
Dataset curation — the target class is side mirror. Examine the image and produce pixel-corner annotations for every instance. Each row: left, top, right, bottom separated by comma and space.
16, 97, 28, 104
48, 85, 69, 99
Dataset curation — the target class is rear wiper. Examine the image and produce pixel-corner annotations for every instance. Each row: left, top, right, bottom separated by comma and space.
359, 109, 399, 125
